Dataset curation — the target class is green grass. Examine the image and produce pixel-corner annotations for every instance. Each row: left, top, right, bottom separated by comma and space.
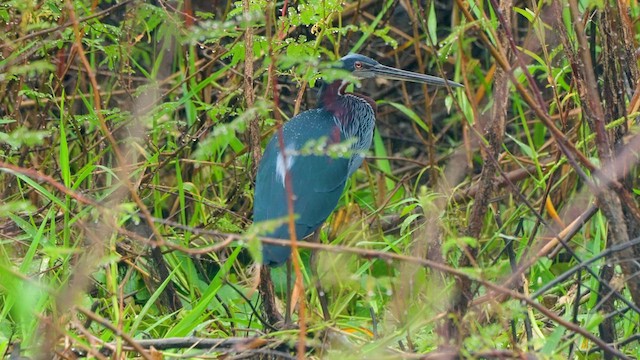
1, 0, 640, 359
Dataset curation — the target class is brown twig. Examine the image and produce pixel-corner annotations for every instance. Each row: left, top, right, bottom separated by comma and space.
68, 0, 182, 311
267, 1, 308, 357
76, 307, 152, 360
564, 0, 640, 309
0, 0, 134, 72
443, 0, 512, 341
240, 3, 285, 327
1, 151, 628, 358
63, 0, 166, 250
243, 0, 262, 176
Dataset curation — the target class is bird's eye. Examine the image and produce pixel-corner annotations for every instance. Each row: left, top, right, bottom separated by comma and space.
354, 61, 363, 69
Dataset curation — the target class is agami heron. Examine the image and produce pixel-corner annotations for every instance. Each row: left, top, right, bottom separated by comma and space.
255, 54, 462, 266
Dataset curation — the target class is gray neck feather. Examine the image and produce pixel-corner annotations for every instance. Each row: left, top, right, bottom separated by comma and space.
334, 94, 376, 176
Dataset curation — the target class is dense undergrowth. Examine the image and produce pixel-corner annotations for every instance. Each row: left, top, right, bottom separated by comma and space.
1, 0, 640, 359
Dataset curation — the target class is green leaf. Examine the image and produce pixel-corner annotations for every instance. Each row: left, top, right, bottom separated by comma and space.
0, 8, 9, 23
59, 100, 70, 188
0, 126, 50, 149
373, 130, 394, 192
442, 236, 478, 257
506, 133, 535, 159
540, 326, 565, 355
513, 7, 535, 23
166, 246, 241, 337
11, 173, 67, 210
380, 100, 429, 133
426, 2, 437, 47
0, 201, 36, 217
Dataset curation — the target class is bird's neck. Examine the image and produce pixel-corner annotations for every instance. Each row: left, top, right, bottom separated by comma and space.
319, 81, 377, 124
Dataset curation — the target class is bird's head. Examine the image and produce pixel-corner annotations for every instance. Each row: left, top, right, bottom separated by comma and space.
338, 53, 463, 88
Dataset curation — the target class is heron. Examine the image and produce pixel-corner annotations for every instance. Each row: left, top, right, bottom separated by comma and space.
254, 53, 462, 267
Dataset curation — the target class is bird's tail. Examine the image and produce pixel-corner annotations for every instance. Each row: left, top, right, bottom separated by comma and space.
262, 242, 291, 267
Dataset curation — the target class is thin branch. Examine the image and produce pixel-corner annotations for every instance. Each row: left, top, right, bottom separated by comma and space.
76, 307, 152, 360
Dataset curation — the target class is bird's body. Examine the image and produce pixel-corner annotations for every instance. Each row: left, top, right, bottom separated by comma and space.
254, 91, 375, 265
254, 54, 461, 266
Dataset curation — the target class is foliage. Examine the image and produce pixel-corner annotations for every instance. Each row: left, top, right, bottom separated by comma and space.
1, 0, 639, 359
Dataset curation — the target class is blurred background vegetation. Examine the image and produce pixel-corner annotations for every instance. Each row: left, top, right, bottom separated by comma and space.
1, 0, 640, 359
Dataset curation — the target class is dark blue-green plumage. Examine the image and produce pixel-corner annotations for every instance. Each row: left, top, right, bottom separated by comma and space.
255, 92, 375, 266
254, 54, 462, 266
254, 109, 355, 266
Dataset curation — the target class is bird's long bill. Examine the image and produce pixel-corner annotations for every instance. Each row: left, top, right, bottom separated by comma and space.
372, 64, 463, 88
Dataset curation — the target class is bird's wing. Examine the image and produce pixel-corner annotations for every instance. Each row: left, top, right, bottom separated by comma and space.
254, 109, 350, 242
